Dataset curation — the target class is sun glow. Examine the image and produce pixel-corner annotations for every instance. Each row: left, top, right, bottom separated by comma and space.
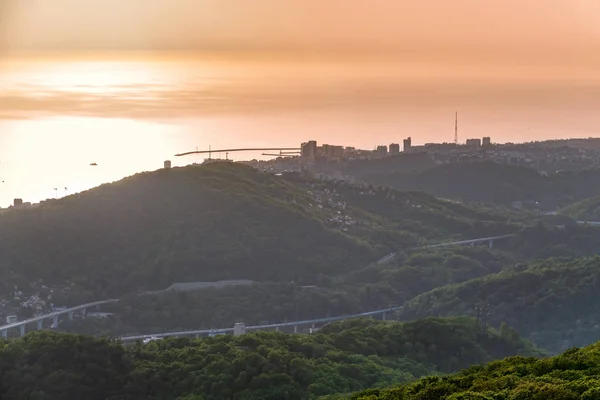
0, 58, 175, 95
0, 117, 182, 206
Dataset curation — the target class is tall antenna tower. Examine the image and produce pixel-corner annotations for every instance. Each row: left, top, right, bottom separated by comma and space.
454, 111, 458, 145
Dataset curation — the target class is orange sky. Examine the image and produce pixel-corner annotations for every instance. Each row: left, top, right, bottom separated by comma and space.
1, 0, 599, 61
1, 0, 599, 207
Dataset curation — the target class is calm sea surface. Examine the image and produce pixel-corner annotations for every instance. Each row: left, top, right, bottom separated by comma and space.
0, 54, 598, 206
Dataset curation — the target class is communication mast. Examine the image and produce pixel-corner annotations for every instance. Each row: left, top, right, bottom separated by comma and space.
454, 111, 458, 145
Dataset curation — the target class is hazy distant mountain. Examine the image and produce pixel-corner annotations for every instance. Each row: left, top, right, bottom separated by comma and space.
362, 162, 600, 209
402, 252, 600, 354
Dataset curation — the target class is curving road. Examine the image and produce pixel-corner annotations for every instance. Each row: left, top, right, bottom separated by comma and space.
376, 233, 515, 264
0, 299, 119, 337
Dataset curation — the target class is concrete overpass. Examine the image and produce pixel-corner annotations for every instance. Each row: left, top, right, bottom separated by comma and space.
0, 299, 118, 338
376, 233, 516, 264
119, 305, 402, 343
577, 221, 600, 226
375, 219, 599, 265
415, 234, 515, 250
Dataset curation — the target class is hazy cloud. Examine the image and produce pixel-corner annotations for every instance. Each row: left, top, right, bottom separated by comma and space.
2, 79, 599, 121
1, 0, 599, 57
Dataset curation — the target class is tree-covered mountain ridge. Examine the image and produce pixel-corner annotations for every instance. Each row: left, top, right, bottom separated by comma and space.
361, 161, 600, 209
0, 162, 515, 301
562, 196, 600, 221
350, 339, 600, 400
66, 246, 518, 336
401, 255, 600, 354
57, 224, 600, 341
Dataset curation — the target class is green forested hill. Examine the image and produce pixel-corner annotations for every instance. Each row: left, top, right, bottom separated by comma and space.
351, 341, 600, 400
0, 163, 373, 298
0, 162, 513, 300
562, 196, 600, 221
502, 224, 600, 259
61, 246, 516, 336
0, 317, 542, 400
361, 162, 600, 209
401, 256, 600, 354
58, 224, 600, 339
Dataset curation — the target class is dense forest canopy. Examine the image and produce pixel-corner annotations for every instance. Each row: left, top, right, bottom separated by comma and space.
351, 340, 600, 400
402, 256, 600, 354
562, 196, 600, 221
0, 318, 542, 400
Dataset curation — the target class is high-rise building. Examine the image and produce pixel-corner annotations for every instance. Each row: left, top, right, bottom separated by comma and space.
330, 145, 344, 159
320, 144, 344, 159
403, 137, 412, 152
482, 137, 492, 147
389, 143, 400, 154
376, 145, 388, 155
466, 138, 482, 147
301, 140, 317, 159
164, 160, 172, 169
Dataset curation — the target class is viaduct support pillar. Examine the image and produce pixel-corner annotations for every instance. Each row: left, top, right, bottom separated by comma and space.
37, 320, 43, 330
81, 308, 87, 318
19, 325, 25, 337
293, 324, 298, 334
489, 240, 494, 249
382, 312, 386, 321
1, 330, 6, 338
68, 312, 74, 321
52, 315, 59, 327
233, 323, 246, 336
